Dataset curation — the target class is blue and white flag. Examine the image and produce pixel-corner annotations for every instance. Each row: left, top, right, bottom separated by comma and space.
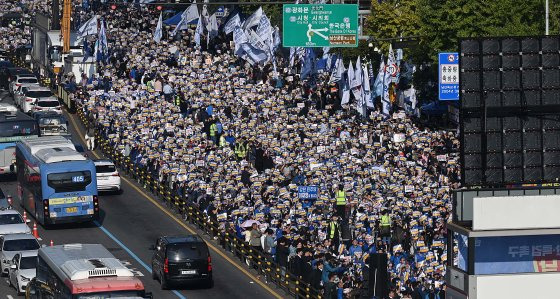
77, 15, 98, 41
237, 43, 268, 65
194, 17, 203, 46
373, 55, 385, 98
242, 7, 263, 31
224, 13, 240, 34
366, 61, 375, 108
340, 71, 350, 105
256, 14, 272, 39
301, 48, 316, 79
171, 4, 199, 36
329, 58, 345, 84
347, 61, 355, 90
153, 12, 163, 43
361, 64, 371, 113
272, 26, 281, 51
233, 26, 249, 52
352, 56, 362, 89
207, 13, 219, 45
98, 20, 108, 56
382, 54, 392, 115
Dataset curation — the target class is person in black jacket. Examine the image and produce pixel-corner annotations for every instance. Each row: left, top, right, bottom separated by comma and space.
310, 261, 323, 290
323, 273, 338, 299
276, 237, 289, 270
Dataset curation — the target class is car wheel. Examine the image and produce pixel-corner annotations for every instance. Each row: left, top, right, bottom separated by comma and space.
160, 274, 168, 290
205, 278, 214, 289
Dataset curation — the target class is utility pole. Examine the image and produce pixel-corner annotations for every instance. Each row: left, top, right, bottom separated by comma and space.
545, 0, 549, 35
62, 0, 71, 53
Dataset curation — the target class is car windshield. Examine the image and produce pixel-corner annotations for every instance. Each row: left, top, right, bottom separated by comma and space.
3, 239, 40, 251
0, 214, 24, 225
19, 78, 37, 84
167, 243, 208, 260
37, 100, 59, 108
95, 164, 116, 173
19, 256, 37, 269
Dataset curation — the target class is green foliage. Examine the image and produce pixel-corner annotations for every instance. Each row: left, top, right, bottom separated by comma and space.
365, 0, 421, 53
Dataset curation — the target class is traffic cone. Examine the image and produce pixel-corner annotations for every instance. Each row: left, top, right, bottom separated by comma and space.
32, 222, 39, 239
50, 240, 54, 247
23, 211, 27, 223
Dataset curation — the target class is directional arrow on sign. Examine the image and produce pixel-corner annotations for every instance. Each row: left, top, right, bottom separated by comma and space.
307, 24, 329, 42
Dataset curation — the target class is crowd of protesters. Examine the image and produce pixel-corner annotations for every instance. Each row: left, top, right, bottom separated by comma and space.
3, 2, 457, 298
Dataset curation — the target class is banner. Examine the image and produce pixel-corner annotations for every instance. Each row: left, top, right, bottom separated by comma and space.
474, 234, 560, 275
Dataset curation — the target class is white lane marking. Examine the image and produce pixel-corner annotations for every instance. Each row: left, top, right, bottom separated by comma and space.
7, 295, 14, 299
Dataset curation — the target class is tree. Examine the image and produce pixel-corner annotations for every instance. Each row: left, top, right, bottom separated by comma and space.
364, 0, 421, 53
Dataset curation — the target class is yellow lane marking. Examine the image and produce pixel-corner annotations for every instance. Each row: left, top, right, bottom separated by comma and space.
67, 110, 283, 299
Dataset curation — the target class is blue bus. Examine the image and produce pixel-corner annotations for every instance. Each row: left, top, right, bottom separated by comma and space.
0, 104, 38, 175
15, 136, 98, 225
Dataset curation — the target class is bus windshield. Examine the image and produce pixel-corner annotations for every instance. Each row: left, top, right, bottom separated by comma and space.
0, 120, 38, 138
75, 290, 146, 298
47, 171, 92, 193
39, 116, 65, 126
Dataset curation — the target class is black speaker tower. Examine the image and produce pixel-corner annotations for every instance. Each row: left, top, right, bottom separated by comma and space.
368, 253, 389, 299
460, 36, 560, 187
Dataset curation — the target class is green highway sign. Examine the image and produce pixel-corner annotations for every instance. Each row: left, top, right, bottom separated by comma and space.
282, 4, 358, 48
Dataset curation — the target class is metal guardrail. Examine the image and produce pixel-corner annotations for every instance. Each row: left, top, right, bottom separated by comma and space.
57, 85, 74, 112
75, 105, 322, 299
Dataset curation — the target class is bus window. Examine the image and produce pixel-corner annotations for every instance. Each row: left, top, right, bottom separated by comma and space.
47, 171, 92, 193
0, 120, 38, 137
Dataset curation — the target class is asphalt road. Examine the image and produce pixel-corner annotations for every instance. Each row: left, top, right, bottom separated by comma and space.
0, 90, 283, 298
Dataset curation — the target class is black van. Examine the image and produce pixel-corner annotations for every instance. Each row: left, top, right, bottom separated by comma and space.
150, 235, 213, 289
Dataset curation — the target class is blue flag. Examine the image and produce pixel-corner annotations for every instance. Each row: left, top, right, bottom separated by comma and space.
301, 48, 316, 80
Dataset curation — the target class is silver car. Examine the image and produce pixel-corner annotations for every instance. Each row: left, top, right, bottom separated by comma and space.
0, 234, 39, 275
0, 210, 31, 236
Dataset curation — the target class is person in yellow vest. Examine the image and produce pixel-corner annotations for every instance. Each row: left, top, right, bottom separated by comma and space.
327, 215, 341, 249
209, 121, 218, 144
380, 210, 391, 246
334, 184, 346, 219
146, 79, 154, 92
219, 134, 227, 148
235, 140, 246, 161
